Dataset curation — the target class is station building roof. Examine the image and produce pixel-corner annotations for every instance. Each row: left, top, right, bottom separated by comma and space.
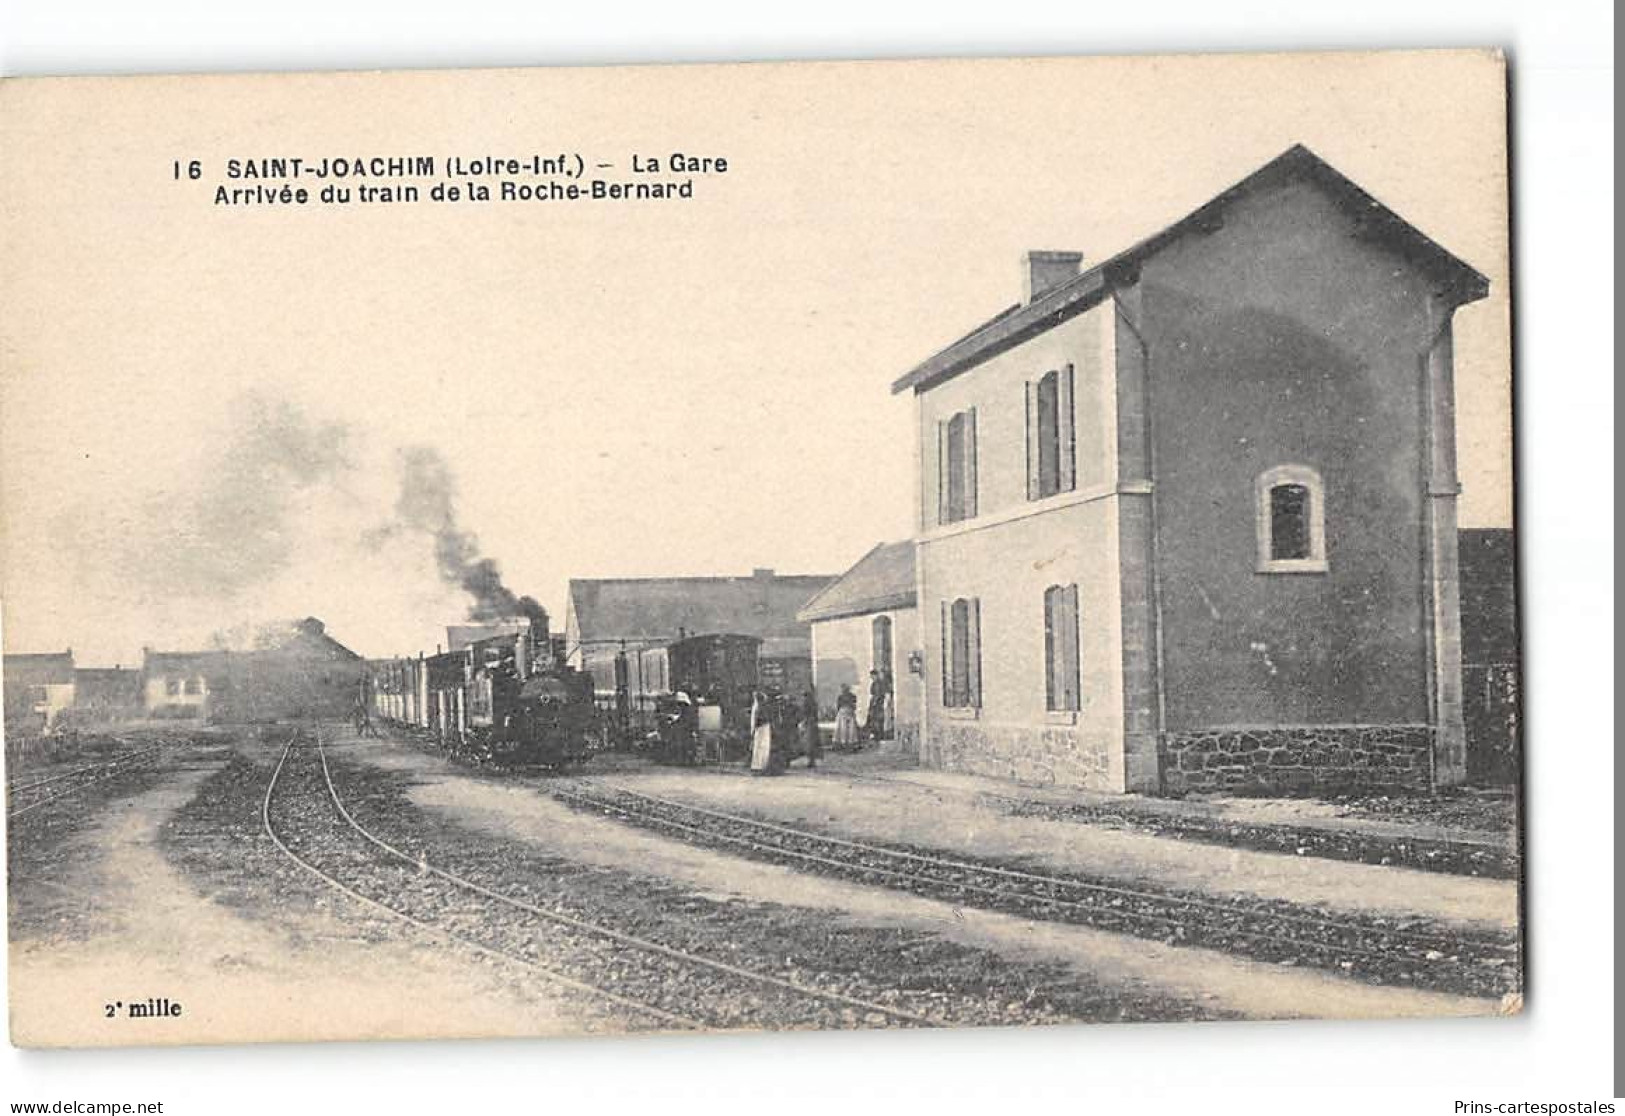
797, 541, 917, 624
891, 144, 1490, 397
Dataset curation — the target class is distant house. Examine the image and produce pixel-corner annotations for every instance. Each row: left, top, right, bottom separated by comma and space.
73, 667, 143, 722
892, 145, 1489, 795
143, 618, 363, 722
141, 651, 227, 719
564, 568, 835, 699
217, 618, 365, 722
3, 651, 76, 733
797, 541, 922, 748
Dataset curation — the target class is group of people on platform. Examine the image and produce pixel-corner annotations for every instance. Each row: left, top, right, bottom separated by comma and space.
747, 687, 819, 775
740, 669, 897, 775
832, 669, 895, 750
652, 668, 897, 775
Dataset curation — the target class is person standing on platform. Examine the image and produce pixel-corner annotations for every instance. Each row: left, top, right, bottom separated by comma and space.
834, 683, 860, 751
865, 670, 887, 742
749, 689, 777, 774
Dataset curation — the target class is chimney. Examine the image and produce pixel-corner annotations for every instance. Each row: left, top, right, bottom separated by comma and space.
752, 567, 775, 581
1024, 250, 1083, 304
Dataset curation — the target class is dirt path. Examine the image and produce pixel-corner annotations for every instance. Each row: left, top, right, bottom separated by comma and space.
8, 754, 585, 1047
351, 745, 1504, 1022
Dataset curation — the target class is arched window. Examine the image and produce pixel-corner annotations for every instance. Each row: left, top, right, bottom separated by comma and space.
871, 614, 893, 676
1255, 465, 1328, 573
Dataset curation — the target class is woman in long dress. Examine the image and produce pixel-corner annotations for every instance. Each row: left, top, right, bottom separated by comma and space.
833, 684, 861, 750
749, 689, 777, 773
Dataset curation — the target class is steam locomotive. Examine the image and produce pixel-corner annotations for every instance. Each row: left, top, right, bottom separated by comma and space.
366, 619, 597, 769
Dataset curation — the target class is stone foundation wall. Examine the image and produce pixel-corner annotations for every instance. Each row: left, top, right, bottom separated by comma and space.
889, 723, 921, 758
1159, 725, 1432, 795
922, 720, 1115, 792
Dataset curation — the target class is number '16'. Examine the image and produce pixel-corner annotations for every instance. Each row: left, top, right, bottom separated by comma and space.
173, 160, 201, 180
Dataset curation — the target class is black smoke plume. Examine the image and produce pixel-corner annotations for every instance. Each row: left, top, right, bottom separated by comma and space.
383, 446, 548, 627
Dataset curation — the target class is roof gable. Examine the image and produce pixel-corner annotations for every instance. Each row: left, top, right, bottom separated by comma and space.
797, 541, 917, 623
892, 144, 1490, 396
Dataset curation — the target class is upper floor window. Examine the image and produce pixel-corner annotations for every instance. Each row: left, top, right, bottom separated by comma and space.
1027, 365, 1076, 500
1043, 584, 1081, 712
184, 676, 203, 695
165, 677, 181, 697
941, 597, 982, 708
937, 408, 978, 524
1255, 465, 1328, 574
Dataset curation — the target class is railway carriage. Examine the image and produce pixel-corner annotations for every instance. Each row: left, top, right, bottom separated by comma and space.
633, 633, 814, 765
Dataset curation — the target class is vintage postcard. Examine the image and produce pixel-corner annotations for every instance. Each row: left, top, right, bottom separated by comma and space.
0, 49, 1518, 1048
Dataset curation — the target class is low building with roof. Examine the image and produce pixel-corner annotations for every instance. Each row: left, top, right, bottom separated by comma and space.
796, 541, 922, 749
143, 617, 363, 722
563, 568, 834, 700
73, 666, 143, 722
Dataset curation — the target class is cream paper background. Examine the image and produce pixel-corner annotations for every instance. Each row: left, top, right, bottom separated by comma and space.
0, 51, 1509, 668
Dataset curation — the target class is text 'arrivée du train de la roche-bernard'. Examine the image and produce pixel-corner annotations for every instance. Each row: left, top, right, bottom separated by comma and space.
186, 152, 731, 207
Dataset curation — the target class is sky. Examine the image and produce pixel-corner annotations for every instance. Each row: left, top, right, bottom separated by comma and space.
0, 51, 1512, 665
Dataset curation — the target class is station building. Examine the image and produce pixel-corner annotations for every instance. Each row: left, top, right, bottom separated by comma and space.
892, 145, 1489, 795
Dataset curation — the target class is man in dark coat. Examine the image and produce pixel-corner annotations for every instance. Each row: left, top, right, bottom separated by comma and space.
866, 670, 887, 742
799, 688, 822, 769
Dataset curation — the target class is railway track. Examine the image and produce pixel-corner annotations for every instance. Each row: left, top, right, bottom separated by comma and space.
836, 768, 1517, 880
550, 779, 1522, 1001
263, 727, 940, 1032
6, 745, 167, 820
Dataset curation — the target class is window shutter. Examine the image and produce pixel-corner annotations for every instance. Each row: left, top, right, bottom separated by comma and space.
1025, 380, 1040, 501
1059, 364, 1076, 493
1043, 588, 1057, 710
940, 599, 951, 706
967, 598, 983, 708
1065, 583, 1081, 710
965, 407, 979, 519
936, 419, 949, 526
